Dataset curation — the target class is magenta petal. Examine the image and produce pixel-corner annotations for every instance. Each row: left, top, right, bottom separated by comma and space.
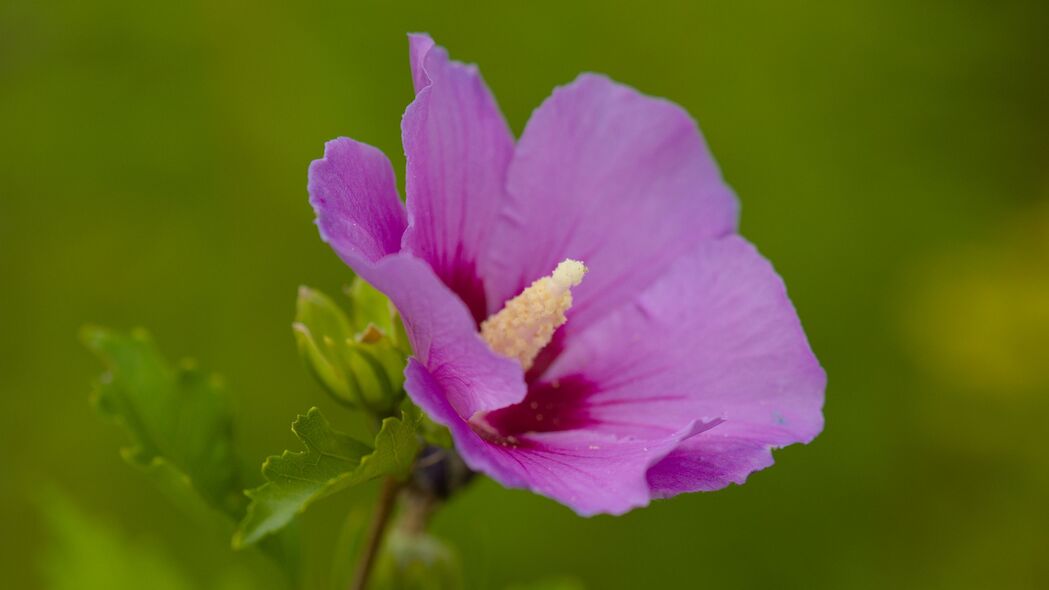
309, 138, 524, 416
400, 34, 515, 323
355, 255, 525, 418
544, 235, 825, 448
405, 358, 718, 516
308, 138, 407, 265
404, 358, 522, 480
407, 33, 435, 95
646, 425, 779, 497
504, 424, 712, 516
484, 74, 739, 336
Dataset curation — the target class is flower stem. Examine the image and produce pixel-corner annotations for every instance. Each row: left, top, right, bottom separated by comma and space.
350, 476, 399, 590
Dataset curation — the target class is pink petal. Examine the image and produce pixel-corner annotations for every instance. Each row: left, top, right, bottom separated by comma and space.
308, 138, 407, 264
646, 423, 779, 497
357, 255, 526, 418
407, 33, 435, 95
484, 74, 739, 344
405, 359, 718, 515
400, 34, 516, 323
544, 235, 825, 448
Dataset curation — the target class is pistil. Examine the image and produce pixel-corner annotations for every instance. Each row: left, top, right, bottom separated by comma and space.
480, 259, 587, 370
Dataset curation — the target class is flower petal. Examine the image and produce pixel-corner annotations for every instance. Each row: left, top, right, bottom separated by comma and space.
307, 129, 523, 418
308, 138, 407, 264
405, 358, 717, 516
543, 235, 825, 448
646, 425, 779, 497
400, 34, 516, 323
484, 74, 739, 339
506, 420, 724, 515
407, 33, 435, 94
356, 255, 526, 418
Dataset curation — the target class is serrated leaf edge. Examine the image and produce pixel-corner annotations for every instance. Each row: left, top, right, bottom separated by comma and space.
232, 408, 419, 549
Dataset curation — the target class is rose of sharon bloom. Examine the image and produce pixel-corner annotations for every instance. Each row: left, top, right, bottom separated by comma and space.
309, 33, 825, 515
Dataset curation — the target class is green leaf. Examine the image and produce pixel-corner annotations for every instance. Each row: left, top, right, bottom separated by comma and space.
294, 286, 406, 414
81, 326, 243, 517
401, 399, 454, 449
82, 327, 300, 580
234, 408, 420, 548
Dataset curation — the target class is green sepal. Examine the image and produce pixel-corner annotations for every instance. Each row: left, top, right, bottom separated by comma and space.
233, 407, 420, 548
345, 276, 413, 364
401, 398, 454, 449
344, 277, 396, 336
294, 285, 407, 415
347, 278, 412, 357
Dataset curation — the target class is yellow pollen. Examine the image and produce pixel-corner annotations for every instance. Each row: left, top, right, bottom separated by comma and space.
481, 259, 587, 370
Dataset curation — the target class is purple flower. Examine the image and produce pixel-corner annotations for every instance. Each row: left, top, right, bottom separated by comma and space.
308, 34, 825, 515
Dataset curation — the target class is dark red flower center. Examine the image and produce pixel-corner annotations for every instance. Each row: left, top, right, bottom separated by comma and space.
471, 374, 597, 443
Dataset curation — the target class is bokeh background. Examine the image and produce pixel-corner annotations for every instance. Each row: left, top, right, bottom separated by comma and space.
2, 0, 1048, 588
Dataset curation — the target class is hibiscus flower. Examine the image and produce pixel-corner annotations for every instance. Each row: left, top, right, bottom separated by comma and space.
308, 34, 825, 515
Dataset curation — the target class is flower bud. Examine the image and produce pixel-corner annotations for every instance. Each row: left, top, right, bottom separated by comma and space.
294, 281, 407, 415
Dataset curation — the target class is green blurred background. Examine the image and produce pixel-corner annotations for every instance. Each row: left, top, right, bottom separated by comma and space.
3, 0, 1048, 588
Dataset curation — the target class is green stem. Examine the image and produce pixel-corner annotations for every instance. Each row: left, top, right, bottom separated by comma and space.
350, 477, 399, 590
396, 485, 439, 536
